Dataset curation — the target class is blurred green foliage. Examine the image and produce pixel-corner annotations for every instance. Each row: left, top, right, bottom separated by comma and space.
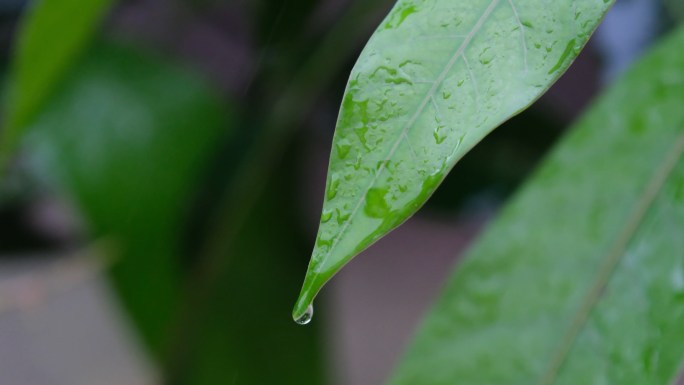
23, 42, 228, 352
1, 0, 345, 383
1, 0, 112, 156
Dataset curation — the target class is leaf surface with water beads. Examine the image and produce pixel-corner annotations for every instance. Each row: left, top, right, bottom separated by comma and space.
391, 26, 684, 385
293, 0, 615, 321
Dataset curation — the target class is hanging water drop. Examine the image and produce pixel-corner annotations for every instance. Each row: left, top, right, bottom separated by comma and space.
294, 304, 314, 325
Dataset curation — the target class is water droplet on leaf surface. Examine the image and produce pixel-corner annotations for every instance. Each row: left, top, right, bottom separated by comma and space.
364, 187, 391, 218
321, 210, 333, 223
327, 174, 340, 200
336, 141, 352, 159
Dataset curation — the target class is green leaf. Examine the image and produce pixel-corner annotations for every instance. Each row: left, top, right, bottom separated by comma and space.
390, 26, 684, 384
293, 0, 615, 320
23, 42, 228, 352
1, 0, 112, 157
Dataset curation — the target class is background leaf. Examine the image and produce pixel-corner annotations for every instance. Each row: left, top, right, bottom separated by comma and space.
22, 42, 228, 352
19, 40, 328, 385
294, 0, 615, 320
390, 26, 684, 385
1, 0, 112, 158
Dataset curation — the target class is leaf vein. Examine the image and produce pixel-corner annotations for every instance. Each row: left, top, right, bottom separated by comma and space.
320, 0, 501, 269
462, 54, 482, 110
507, 0, 529, 73
537, 133, 684, 385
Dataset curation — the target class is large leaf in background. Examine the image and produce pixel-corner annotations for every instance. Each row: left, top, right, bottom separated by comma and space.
390, 27, 684, 385
1, 0, 112, 157
22, 43, 228, 353
293, 0, 615, 320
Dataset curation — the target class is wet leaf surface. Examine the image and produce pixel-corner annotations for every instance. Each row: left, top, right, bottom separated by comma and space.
294, 0, 614, 321
390, 26, 684, 385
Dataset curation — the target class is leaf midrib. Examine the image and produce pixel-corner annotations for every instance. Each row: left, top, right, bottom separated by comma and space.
537, 132, 684, 385
321, 0, 501, 269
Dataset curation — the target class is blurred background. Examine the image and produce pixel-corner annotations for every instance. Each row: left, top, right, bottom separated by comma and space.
0, 0, 680, 384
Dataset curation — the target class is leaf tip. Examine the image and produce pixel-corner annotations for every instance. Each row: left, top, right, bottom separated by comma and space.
292, 269, 325, 325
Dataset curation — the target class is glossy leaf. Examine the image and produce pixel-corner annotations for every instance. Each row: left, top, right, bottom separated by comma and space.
23, 43, 228, 352
1, 0, 112, 157
294, 0, 615, 320
390, 26, 684, 384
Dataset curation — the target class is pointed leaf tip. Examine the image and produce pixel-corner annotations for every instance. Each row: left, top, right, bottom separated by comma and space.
295, 0, 614, 312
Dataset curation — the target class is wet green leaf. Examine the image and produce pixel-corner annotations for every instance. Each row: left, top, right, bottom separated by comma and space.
23, 43, 228, 352
294, 0, 615, 320
1, 0, 112, 157
391, 27, 684, 385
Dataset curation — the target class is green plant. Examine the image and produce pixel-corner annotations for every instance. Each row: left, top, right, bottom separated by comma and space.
1, 0, 683, 384
292, 0, 615, 321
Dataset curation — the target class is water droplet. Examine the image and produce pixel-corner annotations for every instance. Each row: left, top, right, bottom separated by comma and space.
364, 187, 391, 218
547, 38, 576, 75
316, 231, 333, 246
336, 141, 352, 160
353, 155, 362, 170
336, 208, 350, 225
295, 305, 314, 325
327, 174, 340, 200
321, 210, 333, 223
572, 43, 582, 55
433, 130, 446, 144
377, 160, 389, 170
355, 125, 368, 147
478, 47, 493, 65
371, 65, 412, 85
